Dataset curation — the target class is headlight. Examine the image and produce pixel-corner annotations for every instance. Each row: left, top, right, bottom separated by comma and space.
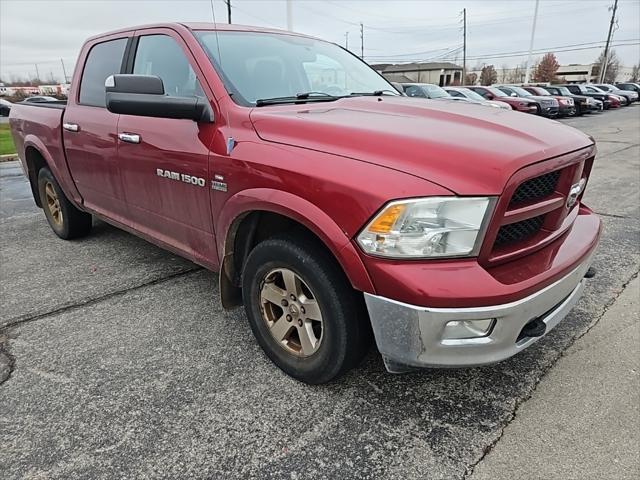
357, 197, 495, 258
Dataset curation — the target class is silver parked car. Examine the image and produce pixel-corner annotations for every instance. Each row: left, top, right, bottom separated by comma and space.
443, 86, 512, 109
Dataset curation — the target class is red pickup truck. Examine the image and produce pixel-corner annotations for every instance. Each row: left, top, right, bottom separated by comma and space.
10, 23, 601, 384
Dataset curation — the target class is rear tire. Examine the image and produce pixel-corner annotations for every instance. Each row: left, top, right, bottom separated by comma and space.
242, 232, 371, 384
37, 167, 92, 239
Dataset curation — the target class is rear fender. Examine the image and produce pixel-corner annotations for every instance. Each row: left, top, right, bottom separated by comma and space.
23, 134, 83, 208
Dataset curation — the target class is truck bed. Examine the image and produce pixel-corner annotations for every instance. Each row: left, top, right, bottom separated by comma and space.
9, 101, 70, 205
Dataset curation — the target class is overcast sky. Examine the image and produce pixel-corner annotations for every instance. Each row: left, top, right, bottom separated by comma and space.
1, 0, 639, 83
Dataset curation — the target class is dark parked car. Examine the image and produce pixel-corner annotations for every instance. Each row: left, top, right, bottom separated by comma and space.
522, 86, 576, 116
495, 85, 559, 117
542, 85, 602, 114
557, 84, 612, 109
616, 82, 640, 95
464, 85, 539, 113
0, 98, 11, 116
594, 84, 638, 104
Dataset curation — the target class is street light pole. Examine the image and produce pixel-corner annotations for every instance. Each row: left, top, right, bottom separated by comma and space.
360, 23, 364, 59
524, 0, 540, 84
286, 0, 293, 31
345, 32, 349, 50
462, 8, 467, 84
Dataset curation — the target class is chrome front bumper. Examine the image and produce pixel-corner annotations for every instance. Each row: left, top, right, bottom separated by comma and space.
364, 256, 593, 372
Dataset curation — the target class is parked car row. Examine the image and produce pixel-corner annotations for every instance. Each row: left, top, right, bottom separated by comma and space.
0, 95, 66, 117
395, 81, 639, 119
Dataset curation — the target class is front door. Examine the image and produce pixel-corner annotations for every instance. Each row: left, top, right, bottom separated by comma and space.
116, 31, 217, 264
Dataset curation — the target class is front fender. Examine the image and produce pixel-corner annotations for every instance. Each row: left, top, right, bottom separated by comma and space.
217, 188, 376, 294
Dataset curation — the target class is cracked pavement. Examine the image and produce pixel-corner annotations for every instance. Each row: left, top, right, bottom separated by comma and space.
1, 107, 639, 479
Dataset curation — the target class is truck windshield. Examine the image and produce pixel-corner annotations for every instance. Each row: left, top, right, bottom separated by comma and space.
195, 30, 398, 106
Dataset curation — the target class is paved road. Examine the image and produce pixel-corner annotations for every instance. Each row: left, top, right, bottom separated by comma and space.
1, 106, 639, 479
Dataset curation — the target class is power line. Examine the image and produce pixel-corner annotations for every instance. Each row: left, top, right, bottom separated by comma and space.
366, 39, 639, 62
367, 40, 639, 63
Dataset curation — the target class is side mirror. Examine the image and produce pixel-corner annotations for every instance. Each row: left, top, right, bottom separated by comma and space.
484, 93, 494, 100
510, 92, 517, 97
105, 74, 213, 122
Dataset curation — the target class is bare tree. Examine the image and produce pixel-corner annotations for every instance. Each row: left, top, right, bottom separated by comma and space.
593, 49, 620, 83
631, 64, 640, 82
464, 72, 478, 85
507, 63, 527, 83
500, 64, 510, 83
480, 65, 498, 86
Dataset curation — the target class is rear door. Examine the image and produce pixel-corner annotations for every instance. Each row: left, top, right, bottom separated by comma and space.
63, 34, 130, 219
115, 29, 217, 263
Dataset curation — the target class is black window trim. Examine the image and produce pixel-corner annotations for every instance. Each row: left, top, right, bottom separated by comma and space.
77, 36, 132, 108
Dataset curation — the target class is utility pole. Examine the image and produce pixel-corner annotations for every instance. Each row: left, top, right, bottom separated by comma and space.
600, 0, 618, 83
60, 58, 68, 83
360, 23, 364, 59
345, 32, 349, 50
462, 8, 467, 84
286, 0, 293, 31
524, 0, 540, 84
34, 64, 40, 82
224, 0, 231, 24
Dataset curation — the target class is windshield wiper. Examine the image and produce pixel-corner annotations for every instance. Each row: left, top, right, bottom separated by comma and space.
255, 92, 339, 107
348, 89, 400, 97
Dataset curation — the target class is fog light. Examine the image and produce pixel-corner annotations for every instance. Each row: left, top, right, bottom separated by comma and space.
443, 319, 495, 340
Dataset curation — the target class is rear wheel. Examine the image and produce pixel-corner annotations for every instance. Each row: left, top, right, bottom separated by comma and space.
242, 233, 371, 384
37, 167, 92, 239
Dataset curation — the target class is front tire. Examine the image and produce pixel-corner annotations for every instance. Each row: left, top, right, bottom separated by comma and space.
242, 233, 371, 384
37, 167, 92, 239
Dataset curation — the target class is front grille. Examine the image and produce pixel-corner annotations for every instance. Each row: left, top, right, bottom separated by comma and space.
509, 170, 561, 207
495, 215, 545, 247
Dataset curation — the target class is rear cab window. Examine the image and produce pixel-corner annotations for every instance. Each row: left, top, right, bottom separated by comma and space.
78, 38, 128, 107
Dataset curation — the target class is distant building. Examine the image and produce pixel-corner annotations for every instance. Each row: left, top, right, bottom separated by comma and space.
555, 64, 596, 83
371, 62, 463, 86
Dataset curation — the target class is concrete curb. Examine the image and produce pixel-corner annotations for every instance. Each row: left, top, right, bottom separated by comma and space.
0, 154, 18, 162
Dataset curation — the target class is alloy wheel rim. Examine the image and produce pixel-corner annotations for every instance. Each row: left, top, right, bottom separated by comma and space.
44, 182, 63, 226
259, 268, 324, 357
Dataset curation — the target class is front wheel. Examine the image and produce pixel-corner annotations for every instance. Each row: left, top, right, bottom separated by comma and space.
242, 233, 371, 384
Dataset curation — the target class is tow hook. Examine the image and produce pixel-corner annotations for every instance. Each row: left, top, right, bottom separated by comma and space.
584, 267, 597, 278
518, 318, 547, 341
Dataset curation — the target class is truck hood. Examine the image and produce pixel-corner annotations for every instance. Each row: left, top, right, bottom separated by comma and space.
249, 96, 593, 194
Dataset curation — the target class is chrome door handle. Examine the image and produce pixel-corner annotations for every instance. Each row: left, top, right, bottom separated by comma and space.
118, 133, 141, 144
63, 123, 79, 132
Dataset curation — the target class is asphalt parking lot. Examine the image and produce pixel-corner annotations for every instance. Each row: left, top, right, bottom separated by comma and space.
1, 106, 639, 479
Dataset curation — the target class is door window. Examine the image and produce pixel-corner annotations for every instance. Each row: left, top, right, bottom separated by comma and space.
79, 38, 127, 107
133, 35, 203, 97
